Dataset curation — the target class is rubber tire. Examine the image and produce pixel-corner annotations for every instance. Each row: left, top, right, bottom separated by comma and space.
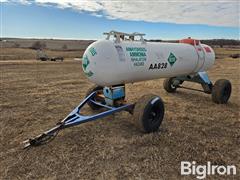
163, 77, 177, 93
133, 94, 164, 133
86, 85, 103, 110
212, 79, 231, 104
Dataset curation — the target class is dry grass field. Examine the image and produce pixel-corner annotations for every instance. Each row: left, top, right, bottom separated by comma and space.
0, 48, 239, 179
0, 39, 94, 60
0, 48, 84, 60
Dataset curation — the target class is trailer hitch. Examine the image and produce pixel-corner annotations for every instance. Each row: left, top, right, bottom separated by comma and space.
23, 91, 134, 148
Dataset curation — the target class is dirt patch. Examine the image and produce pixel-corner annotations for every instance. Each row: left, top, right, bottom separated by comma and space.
0, 54, 239, 179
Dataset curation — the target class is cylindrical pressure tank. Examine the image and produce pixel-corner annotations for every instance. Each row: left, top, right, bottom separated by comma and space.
82, 37, 215, 86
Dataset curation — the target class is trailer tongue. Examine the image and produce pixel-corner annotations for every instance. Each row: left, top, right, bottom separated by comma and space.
23, 90, 134, 148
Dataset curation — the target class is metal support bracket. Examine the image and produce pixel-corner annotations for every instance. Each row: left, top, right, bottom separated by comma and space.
172, 71, 213, 93
103, 30, 146, 44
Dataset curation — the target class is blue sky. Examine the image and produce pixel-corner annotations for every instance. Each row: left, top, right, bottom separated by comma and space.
1, 1, 239, 40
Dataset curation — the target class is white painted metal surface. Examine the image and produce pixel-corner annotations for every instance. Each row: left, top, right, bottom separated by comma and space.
82, 37, 215, 86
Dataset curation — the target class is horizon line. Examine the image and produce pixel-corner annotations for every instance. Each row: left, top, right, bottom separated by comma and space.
1, 36, 239, 41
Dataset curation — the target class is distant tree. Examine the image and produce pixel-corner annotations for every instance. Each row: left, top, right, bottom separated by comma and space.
148, 39, 162, 42
31, 41, 46, 50
62, 44, 68, 50
201, 39, 240, 47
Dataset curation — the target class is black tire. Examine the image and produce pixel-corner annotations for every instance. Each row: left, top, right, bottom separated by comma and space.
163, 77, 177, 93
86, 85, 104, 110
212, 79, 231, 104
133, 94, 164, 133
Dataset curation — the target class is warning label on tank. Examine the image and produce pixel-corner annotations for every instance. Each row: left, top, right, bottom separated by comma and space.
126, 47, 147, 67
168, 52, 177, 66
89, 47, 97, 56
82, 55, 94, 77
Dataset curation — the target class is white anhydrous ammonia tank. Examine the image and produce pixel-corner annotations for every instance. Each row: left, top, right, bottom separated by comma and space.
82, 38, 215, 86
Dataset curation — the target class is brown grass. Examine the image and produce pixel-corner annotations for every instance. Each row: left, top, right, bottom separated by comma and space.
0, 49, 239, 179
214, 47, 240, 59
0, 48, 84, 60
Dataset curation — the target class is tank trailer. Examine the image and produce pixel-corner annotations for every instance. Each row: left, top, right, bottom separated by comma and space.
23, 31, 231, 148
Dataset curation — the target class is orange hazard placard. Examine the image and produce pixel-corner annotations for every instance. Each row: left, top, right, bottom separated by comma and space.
204, 47, 211, 53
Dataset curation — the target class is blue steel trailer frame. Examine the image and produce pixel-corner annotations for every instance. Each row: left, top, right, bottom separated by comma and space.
23, 91, 134, 148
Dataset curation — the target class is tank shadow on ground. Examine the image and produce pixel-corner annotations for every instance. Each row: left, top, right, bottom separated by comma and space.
166, 89, 237, 108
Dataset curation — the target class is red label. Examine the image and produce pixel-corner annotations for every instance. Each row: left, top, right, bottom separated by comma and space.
204, 47, 211, 53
